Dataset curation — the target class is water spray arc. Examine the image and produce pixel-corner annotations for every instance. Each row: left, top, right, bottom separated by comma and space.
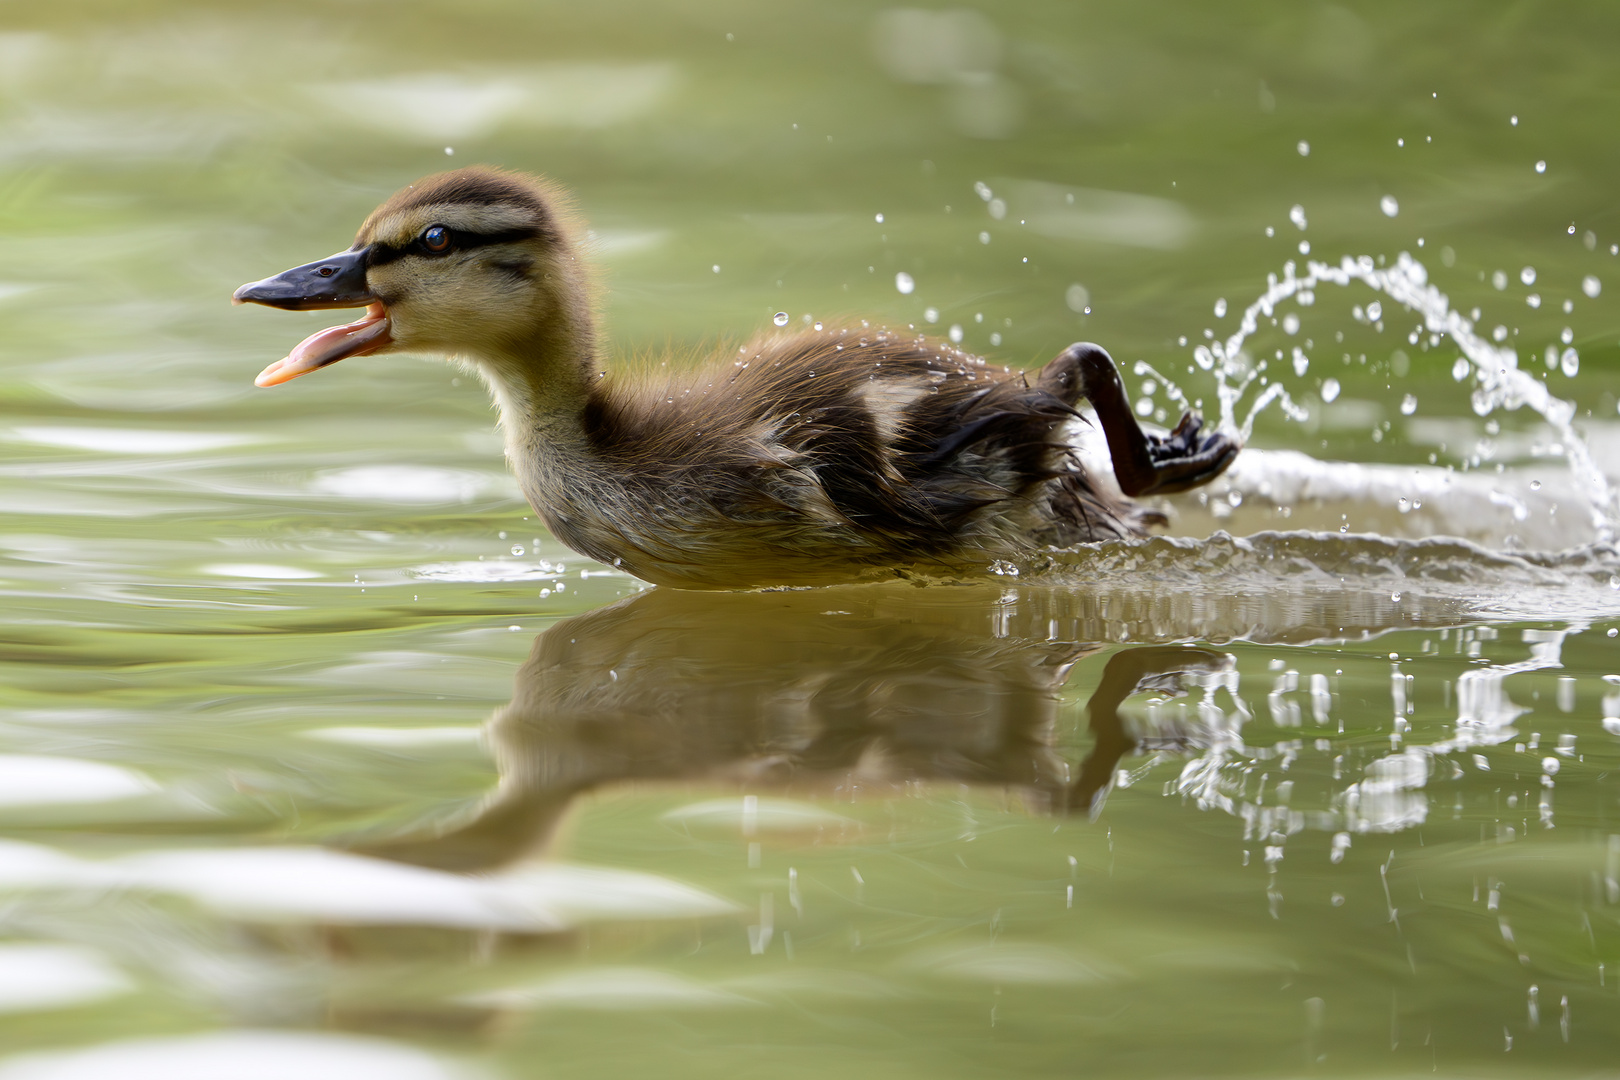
1146, 253, 1615, 542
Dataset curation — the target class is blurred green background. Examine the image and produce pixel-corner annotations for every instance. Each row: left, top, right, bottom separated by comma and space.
2, 2, 1620, 1078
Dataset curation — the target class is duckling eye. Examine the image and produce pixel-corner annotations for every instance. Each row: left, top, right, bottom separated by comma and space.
421, 225, 452, 254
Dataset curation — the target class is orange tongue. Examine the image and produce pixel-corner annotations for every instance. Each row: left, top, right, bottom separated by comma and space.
255, 303, 392, 387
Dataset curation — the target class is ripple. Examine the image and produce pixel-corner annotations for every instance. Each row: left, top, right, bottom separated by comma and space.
308, 466, 500, 504
459, 967, 756, 1011
6, 427, 262, 455
0, 1031, 477, 1080
201, 564, 322, 581
0, 944, 130, 1014
0, 756, 158, 808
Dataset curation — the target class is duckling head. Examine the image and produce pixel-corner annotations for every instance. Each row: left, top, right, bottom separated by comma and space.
234, 167, 593, 391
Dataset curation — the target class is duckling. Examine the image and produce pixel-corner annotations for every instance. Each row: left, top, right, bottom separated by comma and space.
234, 167, 1238, 588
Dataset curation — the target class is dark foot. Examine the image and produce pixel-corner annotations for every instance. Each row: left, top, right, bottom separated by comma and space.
1041, 342, 1240, 498
1068, 646, 1232, 816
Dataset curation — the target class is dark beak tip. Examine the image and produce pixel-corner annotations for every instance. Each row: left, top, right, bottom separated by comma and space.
231, 248, 375, 311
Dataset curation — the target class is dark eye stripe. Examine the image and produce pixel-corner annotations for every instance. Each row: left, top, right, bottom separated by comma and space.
366, 226, 542, 266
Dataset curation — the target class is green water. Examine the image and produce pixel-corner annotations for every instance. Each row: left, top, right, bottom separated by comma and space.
2, 2, 1620, 1076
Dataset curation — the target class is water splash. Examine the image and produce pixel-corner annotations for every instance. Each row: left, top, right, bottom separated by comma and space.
1186, 253, 1616, 541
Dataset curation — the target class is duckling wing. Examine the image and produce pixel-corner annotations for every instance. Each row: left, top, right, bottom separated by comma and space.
717, 332, 1139, 554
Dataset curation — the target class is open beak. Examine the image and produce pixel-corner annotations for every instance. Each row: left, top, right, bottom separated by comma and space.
233, 247, 393, 387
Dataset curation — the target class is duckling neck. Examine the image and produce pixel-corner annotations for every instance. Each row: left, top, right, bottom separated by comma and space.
467, 306, 625, 557
475, 316, 598, 446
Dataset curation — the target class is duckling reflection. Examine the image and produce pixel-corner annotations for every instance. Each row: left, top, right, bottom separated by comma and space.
365, 584, 1230, 871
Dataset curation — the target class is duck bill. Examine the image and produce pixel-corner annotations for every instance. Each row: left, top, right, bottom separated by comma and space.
233, 247, 393, 387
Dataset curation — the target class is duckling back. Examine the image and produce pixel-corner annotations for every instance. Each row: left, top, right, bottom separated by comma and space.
521, 327, 1149, 587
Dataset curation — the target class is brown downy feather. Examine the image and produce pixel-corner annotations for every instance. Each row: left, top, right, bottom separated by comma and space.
557, 326, 1148, 586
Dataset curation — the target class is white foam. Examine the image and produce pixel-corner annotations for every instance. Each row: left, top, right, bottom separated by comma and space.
408, 560, 563, 583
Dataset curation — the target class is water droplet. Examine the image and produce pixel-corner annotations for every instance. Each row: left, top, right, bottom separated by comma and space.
1535, 160, 1547, 174
1452, 357, 1471, 381
1561, 327, 1574, 344
974, 181, 992, 202
444, 146, 454, 156
1297, 140, 1310, 156
1530, 480, 1542, 491
1527, 294, 1541, 308
1584, 275, 1602, 298
1400, 394, 1417, 415
895, 272, 915, 295
1492, 270, 1508, 290
813, 322, 823, 331
1299, 241, 1311, 254
1521, 266, 1537, 286
988, 198, 1007, 220
1282, 313, 1300, 335
712, 264, 721, 273
1510, 115, 1519, 126
979, 231, 991, 245
1561, 348, 1579, 377
989, 332, 1002, 346
1213, 298, 1227, 318
1289, 205, 1308, 230
1380, 195, 1399, 217
949, 324, 963, 343
923, 307, 939, 323
511, 545, 525, 556
874, 213, 884, 223
1391, 591, 1402, 603
1321, 377, 1341, 403
1610, 628, 1618, 638
1066, 284, 1090, 313
773, 311, 789, 326
1366, 301, 1382, 321
1493, 325, 1508, 342
1135, 397, 1153, 417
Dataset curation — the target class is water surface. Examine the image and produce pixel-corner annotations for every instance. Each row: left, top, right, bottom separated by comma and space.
2, 2, 1620, 1077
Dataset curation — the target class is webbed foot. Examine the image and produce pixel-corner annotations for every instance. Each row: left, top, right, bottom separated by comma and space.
1041, 342, 1242, 498
1134, 410, 1241, 496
